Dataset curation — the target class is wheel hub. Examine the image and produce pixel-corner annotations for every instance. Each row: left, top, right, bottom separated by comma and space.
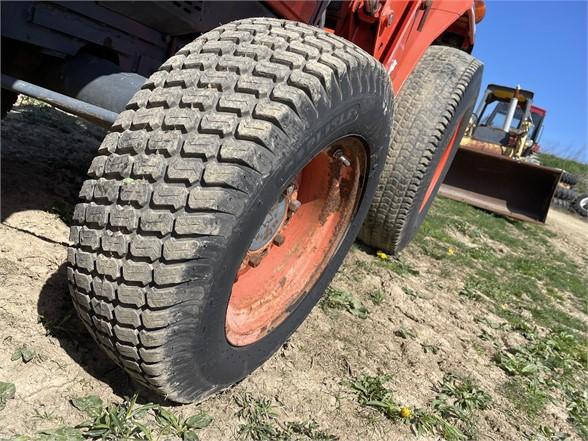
226, 137, 367, 346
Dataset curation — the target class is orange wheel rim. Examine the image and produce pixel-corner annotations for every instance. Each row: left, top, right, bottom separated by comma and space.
226, 137, 367, 346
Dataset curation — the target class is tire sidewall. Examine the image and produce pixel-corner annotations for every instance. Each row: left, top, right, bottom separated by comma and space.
176, 88, 392, 397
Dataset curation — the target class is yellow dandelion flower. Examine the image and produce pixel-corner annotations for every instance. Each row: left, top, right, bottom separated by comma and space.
447, 247, 455, 256
376, 250, 389, 260
399, 406, 411, 418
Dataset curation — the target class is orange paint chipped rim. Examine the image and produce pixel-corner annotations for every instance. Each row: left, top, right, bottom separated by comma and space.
226, 136, 367, 346
419, 117, 464, 213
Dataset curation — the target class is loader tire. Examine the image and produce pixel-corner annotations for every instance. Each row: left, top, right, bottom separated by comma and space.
554, 186, 577, 201
572, 194, 588, 217
560, 170, 578, 186
67, 18, 393, 403
359, 46, 482, 254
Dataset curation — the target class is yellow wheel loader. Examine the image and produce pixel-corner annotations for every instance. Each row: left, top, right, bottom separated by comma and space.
439, 84, 561, 222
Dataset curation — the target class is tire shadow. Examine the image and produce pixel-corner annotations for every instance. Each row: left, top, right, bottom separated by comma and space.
5, 99, 171, 404
37, 264, 137, 398
0, 99, 105, 222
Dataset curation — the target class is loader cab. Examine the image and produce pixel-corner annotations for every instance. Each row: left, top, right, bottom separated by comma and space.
480, 101, 524, 132
529, 105, 546, 144
470, 84, 535, 147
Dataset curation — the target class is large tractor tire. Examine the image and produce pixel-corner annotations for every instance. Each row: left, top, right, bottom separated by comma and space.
359, 46, 482, 254
552, 197, 571, 211
67, 18, 393, 402
560, 170, 578, 186
554, 186, 577, 201
572, 194, 588, 217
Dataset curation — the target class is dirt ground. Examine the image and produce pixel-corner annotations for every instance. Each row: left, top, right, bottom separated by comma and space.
0, 100, 586, 440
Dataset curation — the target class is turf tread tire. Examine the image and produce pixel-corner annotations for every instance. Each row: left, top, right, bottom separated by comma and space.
68, 18, 392, 402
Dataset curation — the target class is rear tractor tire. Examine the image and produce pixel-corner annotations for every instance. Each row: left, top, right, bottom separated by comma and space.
359, 46, 483, 254
67, 18, 393, 402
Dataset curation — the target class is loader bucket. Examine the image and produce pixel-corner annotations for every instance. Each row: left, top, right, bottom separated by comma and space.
438, 146, 562, 223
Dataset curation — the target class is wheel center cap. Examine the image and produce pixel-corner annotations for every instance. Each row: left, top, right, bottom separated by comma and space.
249, 197, 288, 252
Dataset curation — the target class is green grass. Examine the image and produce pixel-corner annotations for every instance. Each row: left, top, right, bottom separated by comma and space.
502, 378, 549, 420
407, 194, 587, 437
412, 197, 587, 334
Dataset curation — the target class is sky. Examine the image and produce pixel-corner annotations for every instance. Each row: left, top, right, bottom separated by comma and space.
472, 1, 587, 162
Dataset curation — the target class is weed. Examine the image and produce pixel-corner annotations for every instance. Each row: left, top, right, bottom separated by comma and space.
414, 373, 491, 440
567, 389, 588, 439
321, 287, 368, 319
348, 372, 490, 440
235, 393, 337, 440
411, 409, 464, 441
235, 393, 279, 440
66, 394, 214, 440
495, 350, 548, 378
75, 394, 156, 440
394, 325, 416, 339
478, 329, 494, 342
285, 420, 338, 441
421, 344, 440, 354
348, 374, 404, 420
354, 259, 373, 271
376, 257, 420, 276
15, 426, 85, 440
71, 395, 103, 418
402, 286, 425, 299
459, 279, 483, 301
435, 373, 492, 414
154, 407, 212, 440
11, 345, 36, 363
32, 409, 58, 422
368, 290, 385, 305
0, 381, 16, 411
528, 425, 573, 441
495, 330, 587, 436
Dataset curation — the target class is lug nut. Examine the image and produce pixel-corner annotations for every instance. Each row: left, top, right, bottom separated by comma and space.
332, 148, 351, 167
248, 255, 262, 267
273, 234, 285, 246
289, 199, 301, 213
338, 155, 351, 167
